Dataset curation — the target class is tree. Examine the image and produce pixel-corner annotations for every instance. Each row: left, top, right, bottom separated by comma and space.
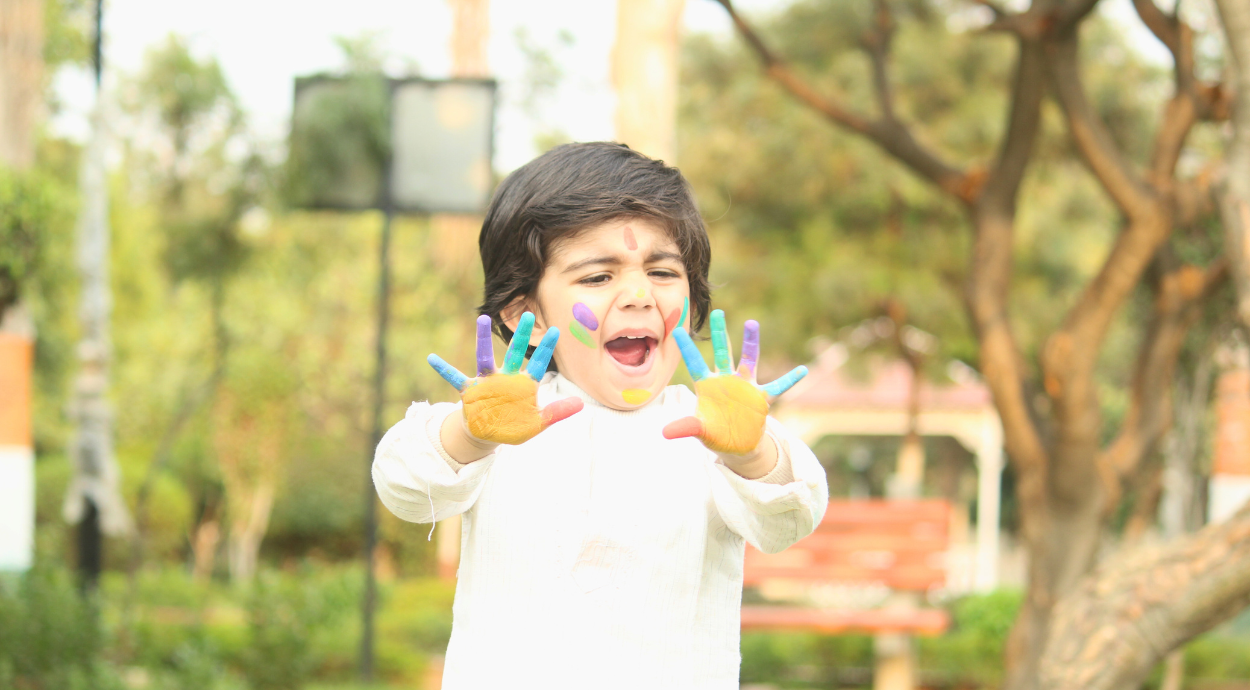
123, 36, 271, 581
704, 0, 1237, 686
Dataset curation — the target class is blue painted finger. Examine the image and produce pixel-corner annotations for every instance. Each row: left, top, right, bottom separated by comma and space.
673, 326, 711, 381
428, 353, 468, 391
761, 365, 808, 397
526, 326, 560, 381
476, 315, 495, 376
503, 312, 535, 374
710, 309, 732, 374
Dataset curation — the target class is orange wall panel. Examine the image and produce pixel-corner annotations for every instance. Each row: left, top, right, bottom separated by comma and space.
0, 334, 33, 447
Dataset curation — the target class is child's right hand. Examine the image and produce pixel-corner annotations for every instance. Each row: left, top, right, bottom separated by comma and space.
428, 313, 584, 446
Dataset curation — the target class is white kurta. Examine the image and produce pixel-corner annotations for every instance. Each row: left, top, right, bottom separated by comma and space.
372, 373, 828, 690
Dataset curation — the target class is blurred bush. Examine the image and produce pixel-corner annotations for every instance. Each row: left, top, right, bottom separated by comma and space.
0, 566, 125, 690
90, 564, 444, 688
240, 570, 356, 690
918, 589, 1023, 686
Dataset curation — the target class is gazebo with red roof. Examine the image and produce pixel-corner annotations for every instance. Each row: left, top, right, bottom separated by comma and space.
774, 345, 1005, 592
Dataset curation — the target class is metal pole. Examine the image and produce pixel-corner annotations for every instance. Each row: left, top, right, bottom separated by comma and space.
361, 205, 390, 681
361, 86, 395, 679
72, 0, 111, 594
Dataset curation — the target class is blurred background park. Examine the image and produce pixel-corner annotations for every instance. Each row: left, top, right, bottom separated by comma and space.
5, 0, 1250, 688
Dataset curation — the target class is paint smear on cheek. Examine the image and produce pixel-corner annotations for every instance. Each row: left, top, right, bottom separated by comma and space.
569, 321, 596, 347
665, 296, 689, 334
622, 388, 651, 404
623, 226, 638, 251
572, 302, 599, 331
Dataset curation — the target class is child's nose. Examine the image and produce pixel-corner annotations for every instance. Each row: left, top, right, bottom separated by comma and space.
620, 281, 654, 308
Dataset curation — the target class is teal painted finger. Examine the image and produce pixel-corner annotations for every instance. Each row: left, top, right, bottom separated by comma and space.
427, 354, 468, 391
710, 309, 731, 373
762, 365, 808, 397
673, 327, 711, 381
503, 312, 534, 374
526, 327, 560, 381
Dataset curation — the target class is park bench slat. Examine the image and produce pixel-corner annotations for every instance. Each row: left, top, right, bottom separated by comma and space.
740, 605, 951, 636
741, 500, 953, 635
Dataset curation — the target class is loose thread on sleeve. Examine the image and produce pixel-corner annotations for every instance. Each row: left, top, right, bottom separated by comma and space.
427, 477, 436, 541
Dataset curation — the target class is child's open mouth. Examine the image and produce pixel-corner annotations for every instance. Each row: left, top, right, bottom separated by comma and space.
605, 335, 658, 369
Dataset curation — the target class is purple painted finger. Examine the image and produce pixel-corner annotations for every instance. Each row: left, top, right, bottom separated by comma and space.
476, 314, 495, 376
740, 320, 760, 378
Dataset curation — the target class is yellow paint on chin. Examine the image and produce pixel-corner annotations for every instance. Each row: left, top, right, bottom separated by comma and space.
694, 376, 769, 455
622, 388, 652, 405
462, 373, 542, 445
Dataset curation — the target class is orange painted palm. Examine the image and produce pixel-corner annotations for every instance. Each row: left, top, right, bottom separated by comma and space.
428, 313, 584, 445
664, 310, 807, 455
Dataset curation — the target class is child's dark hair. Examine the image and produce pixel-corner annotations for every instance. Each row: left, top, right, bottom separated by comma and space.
478, 142, 712, 345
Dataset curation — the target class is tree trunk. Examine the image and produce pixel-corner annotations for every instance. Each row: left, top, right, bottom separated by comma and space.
226, 479, 274, 582
1216, 0, 1250, 329
0, 0, 43, 169
613, 0, 687, 163
191, 517, 219, 581
213, 382, 286, 583
1038, 503, 1250, 690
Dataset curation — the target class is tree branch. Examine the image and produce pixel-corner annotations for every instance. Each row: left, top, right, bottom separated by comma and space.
1039, 502, 1250, 690
1214, 0, 1250, 329
1046, 32, 1154, 219
1098, 259, 1228, 509
1057, 0, 1105, 29
862, 0, 897, 122
714, 0, 974, 201
1132, 0, 1183, 66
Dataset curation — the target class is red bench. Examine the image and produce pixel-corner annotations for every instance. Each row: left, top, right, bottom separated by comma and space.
741, 499, 951, 636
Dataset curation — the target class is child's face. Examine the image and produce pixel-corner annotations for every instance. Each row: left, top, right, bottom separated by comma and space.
508, 218, 691, 410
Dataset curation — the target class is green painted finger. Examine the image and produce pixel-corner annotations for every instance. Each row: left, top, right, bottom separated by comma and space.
711, 309, 731, 374
503, 312, 534, 374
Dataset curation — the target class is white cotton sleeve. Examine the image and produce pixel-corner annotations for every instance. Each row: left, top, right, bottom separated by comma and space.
371, 401, 497, 524
707, 416, 828, 554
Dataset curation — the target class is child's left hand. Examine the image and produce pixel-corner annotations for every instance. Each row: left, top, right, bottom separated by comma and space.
663, 310, 807, 461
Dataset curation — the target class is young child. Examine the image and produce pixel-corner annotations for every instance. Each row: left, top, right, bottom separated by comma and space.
372, 142, 828, 689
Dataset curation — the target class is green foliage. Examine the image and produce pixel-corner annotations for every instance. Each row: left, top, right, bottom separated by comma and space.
90, 566, 439, 688
240, 570, 356, 690
284, 74, 390, 210
0, 166, 73, 314
740, 631, 874, 685
738, 591, 1025, 688
135, 36, 240, 154
918, 590, 1023, 685
0, 567, 125, 690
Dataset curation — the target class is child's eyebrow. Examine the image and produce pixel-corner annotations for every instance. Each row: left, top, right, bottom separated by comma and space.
562, 255, 621, 273
647, 251, 683, 264
561, 251, 684, 274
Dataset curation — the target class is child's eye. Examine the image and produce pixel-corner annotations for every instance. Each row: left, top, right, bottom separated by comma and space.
579, 274, 611, 286
649, 269, 681, 280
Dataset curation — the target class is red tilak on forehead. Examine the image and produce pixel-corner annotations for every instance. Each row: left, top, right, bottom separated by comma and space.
623, 226, 638, 251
